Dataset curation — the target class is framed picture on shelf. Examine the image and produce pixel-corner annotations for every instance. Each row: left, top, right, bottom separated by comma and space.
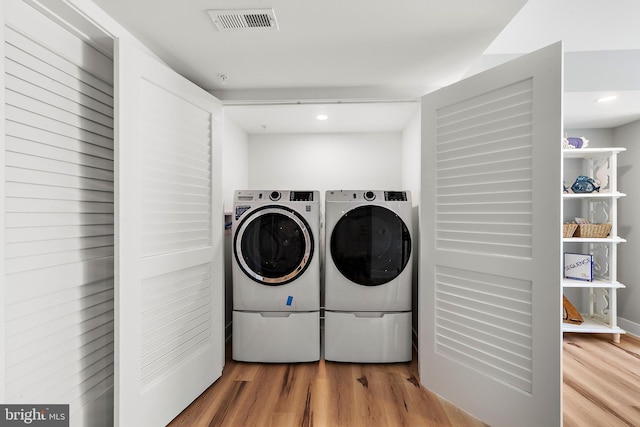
564, 252, 593, 281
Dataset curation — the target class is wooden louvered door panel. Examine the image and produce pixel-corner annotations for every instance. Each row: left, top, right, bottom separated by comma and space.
419, 43, 563, 427
115, 37, 224, 427
3, 1, 115, 425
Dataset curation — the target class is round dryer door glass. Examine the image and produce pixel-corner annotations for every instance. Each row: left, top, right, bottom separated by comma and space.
235, 206, 314, 286
330, 205, 411, 286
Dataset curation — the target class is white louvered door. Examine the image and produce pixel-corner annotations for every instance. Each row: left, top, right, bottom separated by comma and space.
115, 37, 224, 427
419, 43, 563, 427
3, 1, 115, 425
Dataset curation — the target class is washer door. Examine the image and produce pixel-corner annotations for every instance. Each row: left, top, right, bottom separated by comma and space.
330, 205, 411, 286
234, 205, 314, 285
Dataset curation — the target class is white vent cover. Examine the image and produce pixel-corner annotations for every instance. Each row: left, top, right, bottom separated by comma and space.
207, 9, 279, 32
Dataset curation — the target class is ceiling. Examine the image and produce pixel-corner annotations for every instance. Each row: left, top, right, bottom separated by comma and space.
91, 0, 640, 133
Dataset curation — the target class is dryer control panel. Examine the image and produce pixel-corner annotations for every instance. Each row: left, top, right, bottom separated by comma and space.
326, 190, 411, 203
384, 191, 408, 201
290, 191, 314, 201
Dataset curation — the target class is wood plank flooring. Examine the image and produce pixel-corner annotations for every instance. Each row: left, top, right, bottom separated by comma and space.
168, 350, 486, 427
169, 333, 640, 426
563, 333, 640, 427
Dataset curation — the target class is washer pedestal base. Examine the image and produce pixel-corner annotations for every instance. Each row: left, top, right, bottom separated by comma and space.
324, 311, 412, 363
233, 310, 320, 362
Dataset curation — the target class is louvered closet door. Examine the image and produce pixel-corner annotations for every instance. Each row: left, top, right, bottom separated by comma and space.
115, 37, 224, 427
3, 1, 115, 425
419, 43, 563, 427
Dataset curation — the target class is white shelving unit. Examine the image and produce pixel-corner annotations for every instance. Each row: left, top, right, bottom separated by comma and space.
562, 147, 626, 343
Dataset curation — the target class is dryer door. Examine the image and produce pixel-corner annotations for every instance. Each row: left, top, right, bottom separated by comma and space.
235, 205, 314, 285
330, 205, 411, 286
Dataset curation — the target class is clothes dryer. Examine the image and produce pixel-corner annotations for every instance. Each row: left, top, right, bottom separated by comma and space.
324, 190, 413, 362
232, 190, 320, 362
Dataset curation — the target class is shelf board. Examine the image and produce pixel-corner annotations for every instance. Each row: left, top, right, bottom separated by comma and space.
562, 278, 625, 288
562, 316, 625, 334
562, 192, 626, 199
563, 236, 626, 243
562, 147, 626, 158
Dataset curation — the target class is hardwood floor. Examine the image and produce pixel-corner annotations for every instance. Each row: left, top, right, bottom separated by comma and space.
168, 349, 486, 427
563, 333, 640, 427
169, 334, 640, 426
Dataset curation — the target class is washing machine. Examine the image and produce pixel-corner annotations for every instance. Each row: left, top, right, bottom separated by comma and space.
232, 190, 320, 362
324, 190, 413, 362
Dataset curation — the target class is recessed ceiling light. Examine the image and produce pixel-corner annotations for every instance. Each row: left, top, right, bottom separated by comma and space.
316, 114, 328, 121
596, 95, 617, 103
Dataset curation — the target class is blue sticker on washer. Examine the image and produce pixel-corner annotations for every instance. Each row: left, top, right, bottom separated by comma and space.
286, 296, 294, 306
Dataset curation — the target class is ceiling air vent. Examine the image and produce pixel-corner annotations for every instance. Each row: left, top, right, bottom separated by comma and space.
207, 9, 279, 32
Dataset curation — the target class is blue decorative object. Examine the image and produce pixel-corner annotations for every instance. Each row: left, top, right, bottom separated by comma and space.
571, 175, 600, 193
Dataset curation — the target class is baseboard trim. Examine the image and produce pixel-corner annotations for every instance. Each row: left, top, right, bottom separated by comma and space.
618, 317, 640, 339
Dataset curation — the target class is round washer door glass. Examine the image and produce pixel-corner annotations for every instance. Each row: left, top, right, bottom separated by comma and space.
235, 206, 314, 285
330, 205, 411, 286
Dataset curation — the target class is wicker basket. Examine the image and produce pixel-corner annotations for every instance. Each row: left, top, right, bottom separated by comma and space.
563, 223, 578, 238
574, 223, 612, 238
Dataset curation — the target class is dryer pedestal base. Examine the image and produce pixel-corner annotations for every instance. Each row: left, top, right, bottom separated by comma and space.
324, 311, 412, 363
233, 310, 320, 362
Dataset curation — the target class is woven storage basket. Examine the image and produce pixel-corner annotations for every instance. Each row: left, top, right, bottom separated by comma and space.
563, 223, 578, 238
574, 223, 612, 238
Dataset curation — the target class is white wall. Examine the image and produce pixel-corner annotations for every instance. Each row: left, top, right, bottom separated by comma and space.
247, 132, 403, 195
614, 119, 640, 335
401, 108, 422, 204
222, 117, 249, 212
